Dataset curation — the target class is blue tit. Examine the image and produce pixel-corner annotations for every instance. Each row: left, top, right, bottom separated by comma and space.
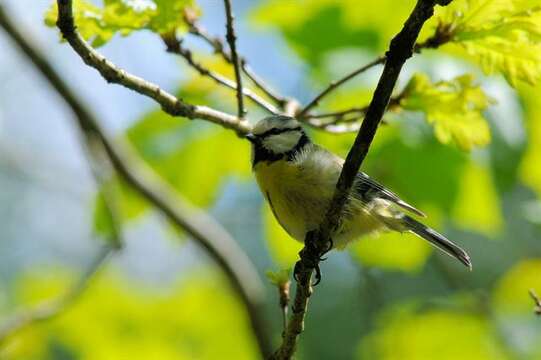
246, 115, 471, 269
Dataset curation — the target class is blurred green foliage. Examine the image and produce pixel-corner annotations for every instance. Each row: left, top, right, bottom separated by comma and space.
0, 270, 257, 359
12, 0, 541, 358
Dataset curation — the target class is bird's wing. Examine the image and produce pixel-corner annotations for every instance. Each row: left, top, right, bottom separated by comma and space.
354, 172, 426, 217
305, 145, 426, 217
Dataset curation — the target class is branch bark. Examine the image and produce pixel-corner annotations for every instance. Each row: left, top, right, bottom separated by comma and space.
2, 4, 272, 357
54, 0, 250, 136
530, 289, 541, 316
223, 0, 245, 118
272, 1, 453, 358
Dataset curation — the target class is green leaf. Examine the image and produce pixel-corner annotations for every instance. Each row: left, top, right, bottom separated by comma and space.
127, 110, 252, 208
45, 0, 198, 47
251, 0, 413, 66
432, 0, 541, 86
518, 85, 541, 197
7, 270, 259, 359
263, 205, 303, 268
493, 258, 541, 315
92, 180, 146, 240
452, 161, 503, 236
265, 269, 291, 286
349, 231, 433, 273
400, 73, 493, 151
360, 305, 510, 360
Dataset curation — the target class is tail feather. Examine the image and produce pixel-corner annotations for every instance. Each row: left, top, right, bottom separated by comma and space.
403, 216, 472, 270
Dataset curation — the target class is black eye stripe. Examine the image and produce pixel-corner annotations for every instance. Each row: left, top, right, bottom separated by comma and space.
257, 126, 302, 138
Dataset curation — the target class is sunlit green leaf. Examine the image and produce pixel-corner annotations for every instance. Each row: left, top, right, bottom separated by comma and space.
45, 0, 198, 47
251, 0, 413, 66
128, 111, 251, 208
2, 270, 258, 359
360, 306, 509, 360
518, 85, 541, 197
452, 161, 503, 236
430, 0, 541, 86
265, 269, 291, 286
349, 232, 432, 273
263, 205, 303, 268
493, 258, 541, 314
400, 73, 493, 150
349, 206, 442, 272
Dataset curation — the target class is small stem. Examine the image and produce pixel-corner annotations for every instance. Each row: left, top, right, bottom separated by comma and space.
185, 15, 290, 108
298, 56, 385, 118
530, 289, 541, 315
162, 33, 279, 114
223, 0, 245, 118
279, 281, 291, 333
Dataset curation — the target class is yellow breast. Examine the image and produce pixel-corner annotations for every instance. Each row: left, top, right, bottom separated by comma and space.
254, 160, 316, 241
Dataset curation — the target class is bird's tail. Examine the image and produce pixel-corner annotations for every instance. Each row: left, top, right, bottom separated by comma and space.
403, 215, 472, 270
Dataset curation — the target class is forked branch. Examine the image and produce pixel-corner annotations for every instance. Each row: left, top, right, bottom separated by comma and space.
184, 11, 290, 108
161, 33, 279, 114
55, 0, 250, 136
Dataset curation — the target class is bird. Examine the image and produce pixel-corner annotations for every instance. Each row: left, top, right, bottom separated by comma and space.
246, 115, 472, 276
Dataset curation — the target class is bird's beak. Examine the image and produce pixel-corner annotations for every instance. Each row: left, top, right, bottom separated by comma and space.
245, 133, 257, 144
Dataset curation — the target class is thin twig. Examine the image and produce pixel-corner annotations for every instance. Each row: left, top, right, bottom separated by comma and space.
8, 3, 272, 356
298, 56, 386, 118
161, 33, 279, 114
298, 12, 456, 118
530, 289, 541, 316
0, 245, 113, 343
272, 1, 453, 359
184, 12, 289, 108
222, 0, 245, 118
54, 0, 250, 136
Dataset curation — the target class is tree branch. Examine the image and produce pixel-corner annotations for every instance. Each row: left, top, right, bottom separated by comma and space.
161, 33, 279, 114
184, 11, 290, 108
272, 1, 453, 358
3, 4, 272, 357
54, 0, 250, 136
222, 0, 245, 118
530, 289, 541, 316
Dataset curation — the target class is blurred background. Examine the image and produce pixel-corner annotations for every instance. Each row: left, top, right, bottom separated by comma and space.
0, 0, 540, 359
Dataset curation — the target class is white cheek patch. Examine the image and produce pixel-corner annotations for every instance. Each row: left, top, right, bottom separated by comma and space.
262, 131, 302, 153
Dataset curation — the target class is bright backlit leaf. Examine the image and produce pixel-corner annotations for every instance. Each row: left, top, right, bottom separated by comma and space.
518, 85, 541, 197
251, 0, 413, 65
452, 161, 503, 236
263, 205, 303, 268
2, 270, 258, 359
493, 258, 541, 314
349, 232, 432, 273
45, 0, 198, 47
430, 0, 541, 86
400, 73, 493, 151
360, 306, 509, 360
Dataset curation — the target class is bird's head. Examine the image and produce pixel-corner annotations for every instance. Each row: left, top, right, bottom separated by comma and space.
246, 116, 310, 164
